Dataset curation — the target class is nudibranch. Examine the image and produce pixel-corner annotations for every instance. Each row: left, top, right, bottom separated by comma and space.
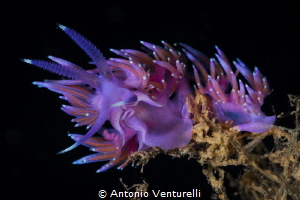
181, 43, 276, 133
22, 24, 276, 172
22, 24, 193, 172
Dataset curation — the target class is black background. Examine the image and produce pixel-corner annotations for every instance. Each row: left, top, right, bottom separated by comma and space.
3, 1, 299, 200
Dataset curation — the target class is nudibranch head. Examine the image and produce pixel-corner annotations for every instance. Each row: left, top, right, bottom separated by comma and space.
22, 24, 193, 172
181, 43, 275, 133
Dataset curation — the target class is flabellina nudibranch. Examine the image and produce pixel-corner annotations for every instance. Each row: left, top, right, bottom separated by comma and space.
22, 24, 275, 172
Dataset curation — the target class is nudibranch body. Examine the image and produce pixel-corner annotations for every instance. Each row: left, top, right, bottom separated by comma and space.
181, 43, 276, 133
23, 24, 275, 172
23, 24, 193, 172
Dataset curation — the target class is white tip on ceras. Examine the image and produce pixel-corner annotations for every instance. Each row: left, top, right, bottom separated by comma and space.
59, 96, 66, 100
21, 59, 32, 64
57, 23, 67, 31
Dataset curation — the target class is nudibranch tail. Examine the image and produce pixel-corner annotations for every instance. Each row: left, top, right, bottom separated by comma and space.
182, 43, 275, 133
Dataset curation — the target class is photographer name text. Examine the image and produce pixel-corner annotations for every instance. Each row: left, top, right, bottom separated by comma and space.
98, 189, 201, 198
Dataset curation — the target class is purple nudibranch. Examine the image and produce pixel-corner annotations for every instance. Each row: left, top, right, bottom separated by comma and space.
22, 24, 275, 172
